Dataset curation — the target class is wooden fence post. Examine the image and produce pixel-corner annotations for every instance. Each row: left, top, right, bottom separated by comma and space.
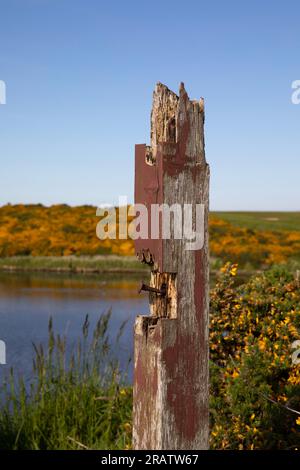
133, 82, 210, 450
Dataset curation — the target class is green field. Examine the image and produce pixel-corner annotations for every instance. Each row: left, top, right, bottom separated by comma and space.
212, 211, 300, 232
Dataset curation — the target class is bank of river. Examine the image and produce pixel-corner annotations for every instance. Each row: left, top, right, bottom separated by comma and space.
0, 255, 148, 274
0, 255, 255, 279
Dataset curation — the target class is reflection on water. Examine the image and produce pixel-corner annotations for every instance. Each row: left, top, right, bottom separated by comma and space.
0, 270, 251, 386
0, 272, 149, 384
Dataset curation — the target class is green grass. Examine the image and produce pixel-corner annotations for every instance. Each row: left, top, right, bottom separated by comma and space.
0, 255, 255, 284
212, 211, 300, 232
0, 255, 148, 274
0, 312, 132, 450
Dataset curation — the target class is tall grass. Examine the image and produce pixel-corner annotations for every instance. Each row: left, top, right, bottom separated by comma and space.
0, 312, 133, 450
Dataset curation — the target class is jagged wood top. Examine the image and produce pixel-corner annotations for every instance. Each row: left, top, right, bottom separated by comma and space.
150, 82, 205, 165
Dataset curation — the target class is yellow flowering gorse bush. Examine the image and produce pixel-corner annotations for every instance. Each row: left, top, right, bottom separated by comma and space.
210, 263, 300, 449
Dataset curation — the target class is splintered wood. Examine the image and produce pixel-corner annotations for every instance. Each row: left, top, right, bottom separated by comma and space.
133, 82, 210, 450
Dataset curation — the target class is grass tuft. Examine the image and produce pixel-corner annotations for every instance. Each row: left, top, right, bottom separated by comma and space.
0, 312, 132, 450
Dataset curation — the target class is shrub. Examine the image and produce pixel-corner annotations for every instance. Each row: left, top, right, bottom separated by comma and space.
210, 264, 300, 449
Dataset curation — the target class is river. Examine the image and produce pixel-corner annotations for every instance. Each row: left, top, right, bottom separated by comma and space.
0, 271, 149, 385
0, 269, 250, 388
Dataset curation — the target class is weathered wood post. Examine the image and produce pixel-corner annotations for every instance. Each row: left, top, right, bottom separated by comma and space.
133, 82, 209, 450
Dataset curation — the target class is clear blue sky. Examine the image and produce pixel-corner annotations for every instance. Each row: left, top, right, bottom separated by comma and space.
0, 0, 299, 210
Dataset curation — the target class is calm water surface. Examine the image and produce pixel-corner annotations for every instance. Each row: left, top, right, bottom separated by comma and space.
0, 270, 248, 386
0, 272, 149, 384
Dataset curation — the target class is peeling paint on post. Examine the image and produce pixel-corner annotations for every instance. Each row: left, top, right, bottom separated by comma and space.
133, 83, 210, 450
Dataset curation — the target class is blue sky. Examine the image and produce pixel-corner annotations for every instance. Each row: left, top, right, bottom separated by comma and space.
0, 0, 299, 210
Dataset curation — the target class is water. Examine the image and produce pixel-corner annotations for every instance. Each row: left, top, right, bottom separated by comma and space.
0, 271, 149, 385
0, 269, 250, 388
